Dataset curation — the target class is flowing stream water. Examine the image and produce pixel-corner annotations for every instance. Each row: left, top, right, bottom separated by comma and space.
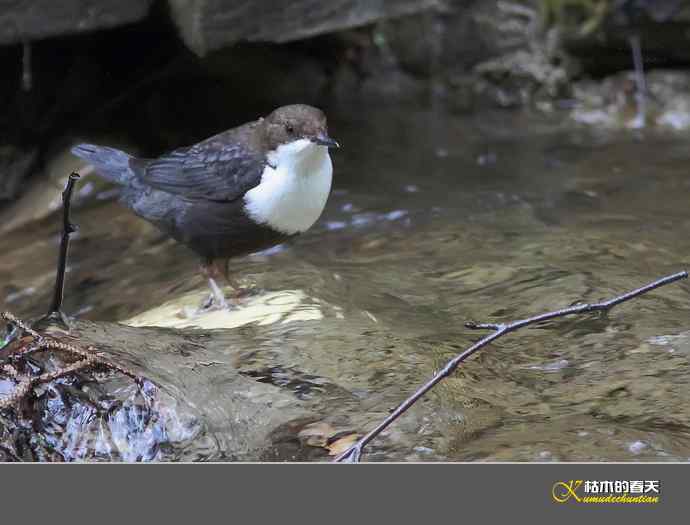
1, 104, 689, 461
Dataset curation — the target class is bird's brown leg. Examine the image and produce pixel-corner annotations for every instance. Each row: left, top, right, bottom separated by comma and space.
200, 260, 230, 310
221, 259, 252, 299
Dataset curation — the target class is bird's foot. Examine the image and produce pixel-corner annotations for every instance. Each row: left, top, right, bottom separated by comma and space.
181, 279, 234, 319
184, 262, 257, 318
181, 293, 230, 319
200, 291, 231, 311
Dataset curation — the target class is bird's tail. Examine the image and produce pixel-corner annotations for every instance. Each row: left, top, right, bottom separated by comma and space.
71, 144, 136, 185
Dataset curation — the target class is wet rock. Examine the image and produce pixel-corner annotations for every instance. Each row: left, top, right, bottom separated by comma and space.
125, 289, 327, 330
379, 0, 539, 78
473, 45, 572, 108
376, 10, 447, 78
375, 0, 690, 110
168, 0, 439, 56
0, 318, 313, 461
0, 0, 154, 44
376, 0, 577, 108
468, 1, 576, 108
571, 70, 690, 130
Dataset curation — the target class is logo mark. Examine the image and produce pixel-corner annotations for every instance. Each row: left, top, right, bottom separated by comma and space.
552, 479, 660, 504
552, 480, 583, 503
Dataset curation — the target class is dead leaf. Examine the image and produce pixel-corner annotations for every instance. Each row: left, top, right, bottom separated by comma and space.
326, 433, 360, 456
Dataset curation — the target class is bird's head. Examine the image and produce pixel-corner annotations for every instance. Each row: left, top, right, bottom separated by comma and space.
262, 104, 339, 153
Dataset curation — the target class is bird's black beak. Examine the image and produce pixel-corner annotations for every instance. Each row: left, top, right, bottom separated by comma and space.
312, 133, 340, 148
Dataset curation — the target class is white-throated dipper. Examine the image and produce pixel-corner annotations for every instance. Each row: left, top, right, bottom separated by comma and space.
72, 104, 339, 309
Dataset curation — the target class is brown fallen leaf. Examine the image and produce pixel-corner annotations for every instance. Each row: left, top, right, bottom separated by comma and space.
326, 433, 360, 456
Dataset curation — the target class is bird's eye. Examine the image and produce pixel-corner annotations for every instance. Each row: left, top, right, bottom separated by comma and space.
285, 124, 294, 134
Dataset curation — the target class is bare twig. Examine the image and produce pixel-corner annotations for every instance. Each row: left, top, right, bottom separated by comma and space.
49, 172, 80, 317
335, 270, 688, 462
0, 172, 145, 410
0, 172, 80, 347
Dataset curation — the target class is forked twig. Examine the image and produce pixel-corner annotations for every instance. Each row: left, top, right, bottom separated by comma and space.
335, 271, 688, 462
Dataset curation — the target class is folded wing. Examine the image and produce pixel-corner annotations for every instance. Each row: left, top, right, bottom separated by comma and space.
137, 140, 265, 202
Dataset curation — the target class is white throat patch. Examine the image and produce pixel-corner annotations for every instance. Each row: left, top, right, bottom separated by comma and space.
243, 139, 333, 235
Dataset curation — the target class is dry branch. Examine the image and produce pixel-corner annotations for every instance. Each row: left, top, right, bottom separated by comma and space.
48, 171, 79, 319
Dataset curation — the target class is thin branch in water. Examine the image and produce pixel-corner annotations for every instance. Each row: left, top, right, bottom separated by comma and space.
335, 270, 688, 463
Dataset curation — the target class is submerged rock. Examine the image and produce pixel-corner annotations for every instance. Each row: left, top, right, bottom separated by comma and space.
125, 288, 328, 330
0, 317, 321, 461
